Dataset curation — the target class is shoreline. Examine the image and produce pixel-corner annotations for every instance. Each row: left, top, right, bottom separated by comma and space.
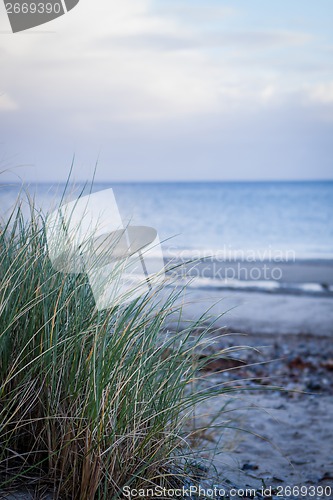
164, 258, 333, 299
170, 271, 333, 493
165, 257, 333, 284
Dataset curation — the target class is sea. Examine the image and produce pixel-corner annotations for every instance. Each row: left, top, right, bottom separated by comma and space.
1, 180, 333, 296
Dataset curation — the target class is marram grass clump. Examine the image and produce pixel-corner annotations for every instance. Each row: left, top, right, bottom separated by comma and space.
0, 193, 233, 499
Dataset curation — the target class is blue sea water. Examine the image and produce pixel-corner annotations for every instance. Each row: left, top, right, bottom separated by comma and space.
1, 180, 333, 260
115, 181, 333, 260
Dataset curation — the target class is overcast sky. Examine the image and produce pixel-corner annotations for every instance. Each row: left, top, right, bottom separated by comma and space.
1, 0, 333, 182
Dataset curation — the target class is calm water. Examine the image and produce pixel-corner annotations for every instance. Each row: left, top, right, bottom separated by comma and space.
1, 181, 333, 260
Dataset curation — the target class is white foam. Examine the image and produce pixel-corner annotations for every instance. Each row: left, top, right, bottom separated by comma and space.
182, 276, 332, 295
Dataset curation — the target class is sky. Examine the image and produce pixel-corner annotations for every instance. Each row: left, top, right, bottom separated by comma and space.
0, 0, 333, 182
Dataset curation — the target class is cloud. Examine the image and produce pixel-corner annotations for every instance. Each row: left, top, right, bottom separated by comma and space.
0, 0, 222, 120
0, 0, 333, 182
154, 3, 237, 24
97, 29, 312, 53
308, 81, 333, 104
0, 94, 18, 111
0, 0, 317, 123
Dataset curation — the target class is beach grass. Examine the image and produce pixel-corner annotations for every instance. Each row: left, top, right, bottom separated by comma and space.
0, 189, 238, 499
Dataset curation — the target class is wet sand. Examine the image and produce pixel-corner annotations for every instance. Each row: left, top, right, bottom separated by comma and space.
166, 258, 333, 287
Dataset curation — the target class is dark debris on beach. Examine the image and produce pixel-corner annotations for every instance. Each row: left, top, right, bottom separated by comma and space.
198, 331, 333, 396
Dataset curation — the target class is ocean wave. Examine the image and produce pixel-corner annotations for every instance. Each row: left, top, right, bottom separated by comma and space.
177, 276, 333, 296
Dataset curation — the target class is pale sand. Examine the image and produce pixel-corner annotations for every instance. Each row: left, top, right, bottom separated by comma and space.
193, 391, 333, 494
176, 287, 333, 496
171, 288, 333, 336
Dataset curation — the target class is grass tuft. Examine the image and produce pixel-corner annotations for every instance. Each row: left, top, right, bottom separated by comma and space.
0, 189, 241, 499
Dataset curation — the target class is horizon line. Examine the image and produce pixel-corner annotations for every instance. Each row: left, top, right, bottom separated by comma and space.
1, 178, 333, 184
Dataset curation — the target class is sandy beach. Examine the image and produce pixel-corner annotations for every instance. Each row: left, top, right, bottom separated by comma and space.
1, 184, 332, 498
172, 260, 333, 498
3, 278, 332, 499
2, 0, 333, 493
